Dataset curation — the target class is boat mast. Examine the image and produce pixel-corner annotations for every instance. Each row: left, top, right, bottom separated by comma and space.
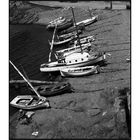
48, 24, 57, 62
9, 60, 42, 100
71, 7, 83, 53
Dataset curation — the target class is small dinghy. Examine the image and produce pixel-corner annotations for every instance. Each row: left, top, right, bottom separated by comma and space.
34, 82, 72, 97
47, 19, 73, 31
49, 17, 65, 25
10, 95, 50, 110
60, 23, 85, 34
58, 29, 82, 40
9, 61, 50, 110
60, 65, 100, 77
76, 15, 98, 26
70, 35, 95, 46
49, 37, 74, 46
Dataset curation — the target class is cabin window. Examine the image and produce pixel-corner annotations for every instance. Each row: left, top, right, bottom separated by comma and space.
87, 55, 89, 58
81, 58, 84, 61
75, 60, 77, 62
69, 61, 71, 63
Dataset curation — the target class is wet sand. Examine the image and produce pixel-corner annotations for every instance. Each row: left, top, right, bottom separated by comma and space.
9, 1, 130, 139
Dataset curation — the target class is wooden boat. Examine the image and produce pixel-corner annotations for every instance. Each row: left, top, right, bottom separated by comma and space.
60, 23, 85, 34
55, 42, 91, 59
76, 15, 98, 26
10, 95, 50, 110
34, 82, 72, 97
49, 17, 65, 25
70, 35, 95, 46
60, 65, 100, 77
40, 52, 106, 72
58, 29, 83, 40
47, 19, 73, 31
9, 61, 50, 110
49, 36, 74, 46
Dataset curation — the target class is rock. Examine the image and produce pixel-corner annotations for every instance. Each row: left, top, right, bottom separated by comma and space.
25, 111, 35, 119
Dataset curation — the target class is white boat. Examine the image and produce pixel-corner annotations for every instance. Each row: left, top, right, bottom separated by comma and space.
9, 61, 50, 110
58, 29, 82, 39
76, 15, 98, 26
49, 37, 74, 46
10, 95, 50, 110
40, 52, 106, 72
49, 17, 65, 25
60, 65, 100, 77
71, 35, 95, 46
55, 42, 91, 59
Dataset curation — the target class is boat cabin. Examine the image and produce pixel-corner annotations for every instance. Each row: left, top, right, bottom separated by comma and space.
64, 52, 90, 64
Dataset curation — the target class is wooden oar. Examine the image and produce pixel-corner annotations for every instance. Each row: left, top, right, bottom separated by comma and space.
9, 60, 44, 100
48, 24, 57, 62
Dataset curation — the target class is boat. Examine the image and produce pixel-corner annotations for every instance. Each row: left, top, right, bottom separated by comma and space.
76, 15, 98, 26
9, 61, 50, 110
60, 65, 100, 77
40, 7, 106, 72
55, 42, 91, 59
10, 95, 50, 110
40, 52, 106, 72
34, 82, 72, 97
47, 18, 73, 31
60, 23, 85, 34
49, 17, 65, 25
58, 29, 83, 40
49, 36, 74, 46
70, 35, 95, 46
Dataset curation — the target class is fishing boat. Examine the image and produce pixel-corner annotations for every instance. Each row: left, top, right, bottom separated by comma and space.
58, 29, 82, 40
40, 7, 106, 73
55, 42, 91, 59
55, 36, 94, 55
76, 15, 98, 26
9, 61, 50, 110
49, 17, 65, 25
70, 35, 95, 46
47, 18, 73, 31
60, 65, 100, 77
10, 95, 50, 110
60, 23, 85, 34
34, 82, 72, 97
49, 36, 74, 46
40, 52, 106, 72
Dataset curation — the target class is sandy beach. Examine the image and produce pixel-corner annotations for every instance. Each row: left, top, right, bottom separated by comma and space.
9, 1, 130, 139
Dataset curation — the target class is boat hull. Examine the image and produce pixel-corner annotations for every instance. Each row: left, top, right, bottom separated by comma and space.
10, 95, 50, 110
34, 82, 72, 97
47, 19, 73, 31
60, 66, 99, 77
76, 16, 98, 26
40, 54, 106, 72
60, 23, 85, 34
49, 37, 74, 46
